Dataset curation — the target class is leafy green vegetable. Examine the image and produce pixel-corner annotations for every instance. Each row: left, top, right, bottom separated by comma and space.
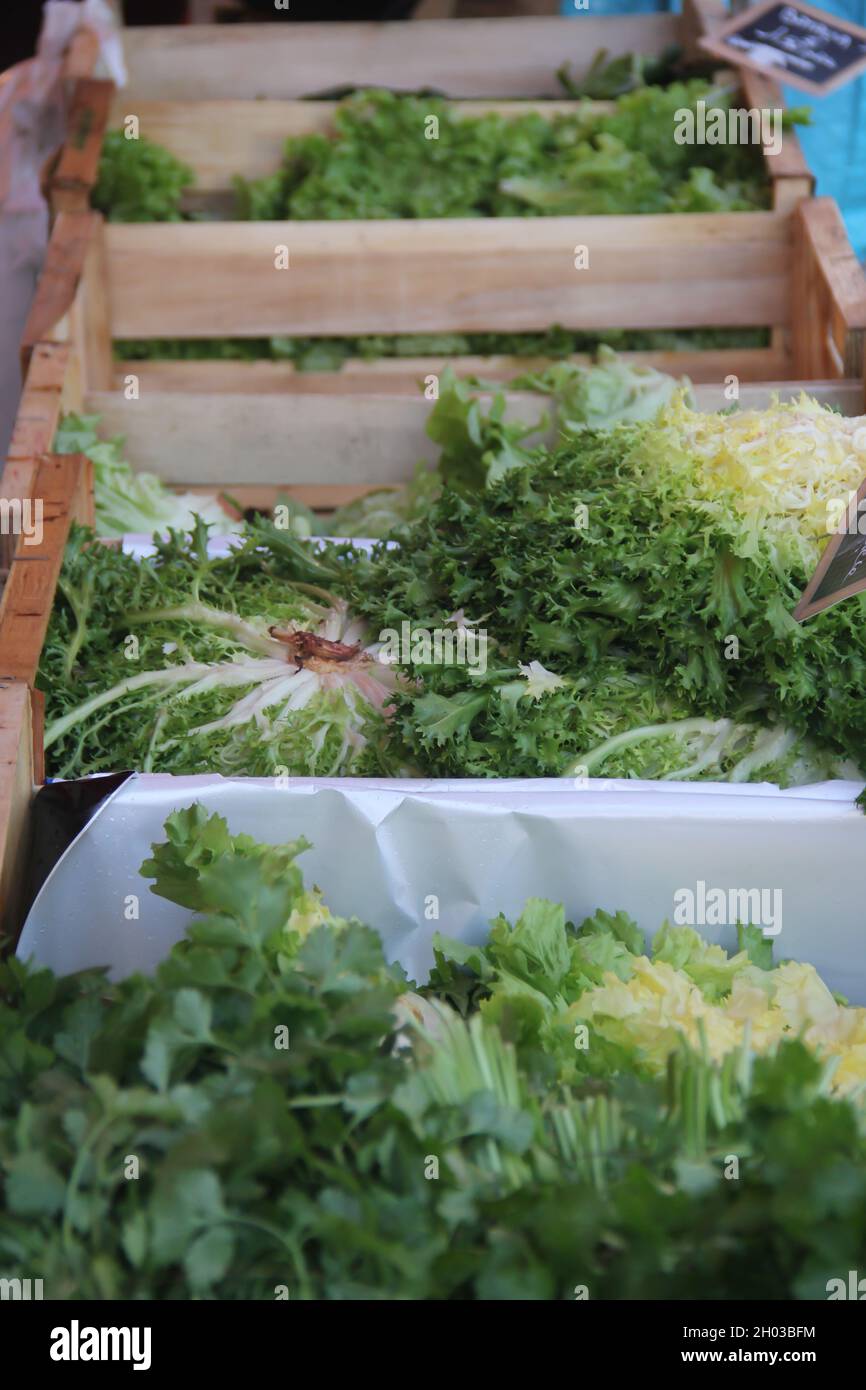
234, 85, 781, 221
53, 414, 238, 538
429, 896, 866, 1095
349, 389, 866, 784
332, 356, 686, 537
115, 325, 769, 369
2, 805, 865, 1300
92, 130, 193, 223
41, 382, 866, 788
41, 523, 393, 779
327, 463, 439, 539
556, 45, 682, 100
96, 77, 801, 226
492, 344, 687, 434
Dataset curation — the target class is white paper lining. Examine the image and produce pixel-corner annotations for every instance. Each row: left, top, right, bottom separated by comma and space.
17, 772, 866, 1000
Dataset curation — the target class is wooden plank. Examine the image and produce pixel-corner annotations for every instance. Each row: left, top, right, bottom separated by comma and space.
6, 344, 70, 469
20, 212, 100, 360
30, 689, 45, 786
691, 378, 864, 414
7, 339, 81, 475
119, 16, 680, 101
105, 213, 791, 338
186, 483, 385, 513
738, 67, 814, 220
0, 456, 95, 687
51, 78, 115, 214
20, 341, 71, 396
86, 377, 863, 494
70, 217, 115, 392
415, 0, 458, 15
680, 0, 727, 61
0, 682, 36, 946
794, 199, 866, 380
84, 390, 462, 486
111, 97, 615, 191
117, 359, 451, 397
191, 375, 861, 511
772, 176, 814, 215
117, 346, 788, 395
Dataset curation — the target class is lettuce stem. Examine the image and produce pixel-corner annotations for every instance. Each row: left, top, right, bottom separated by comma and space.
44, 663, 213, 749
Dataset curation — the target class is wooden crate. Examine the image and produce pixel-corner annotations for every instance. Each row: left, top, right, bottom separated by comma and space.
54, 3, 812, 202
0, 340, 864, 940
3, 205, 866, 938
0, 341, 93, 940
22, 189, 866, 480
1, 6, 861, 938
44, 2, 825, 392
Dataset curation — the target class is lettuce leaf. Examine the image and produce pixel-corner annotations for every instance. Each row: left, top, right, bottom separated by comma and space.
54, 413, 238, 538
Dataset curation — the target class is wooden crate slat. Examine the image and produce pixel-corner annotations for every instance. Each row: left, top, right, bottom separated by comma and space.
20, 211, 101, 357
738, 68, 814, 193
0, 682, 37, 942
85, 378, 864, 494
84, 390, 464, 485
24, 341, 72, 395
0, 455, 95, 687
105, 213, 791, 338
680, 0, 727, 61
63, 27, 100, 82
186, 483, 386, 512
795, 199, 866, 380
7, 346, 70, 463
119, 16, 680, 102
3, 344, 75, 571
73, 218, 115, 392
694, 378, 864, 413
51, 78, 115, 214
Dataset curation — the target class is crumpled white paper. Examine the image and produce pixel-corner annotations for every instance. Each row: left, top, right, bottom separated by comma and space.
16, 771, 866, 1001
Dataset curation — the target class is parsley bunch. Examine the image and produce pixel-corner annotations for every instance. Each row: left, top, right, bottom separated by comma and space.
2, 806, 864, 1300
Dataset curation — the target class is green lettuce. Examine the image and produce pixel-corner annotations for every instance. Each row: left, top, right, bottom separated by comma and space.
352, 392, 866, 784
41, 523, 393, 779
92, 129, 193, 223
234, 83, 780, 222
53, 414, 238, 538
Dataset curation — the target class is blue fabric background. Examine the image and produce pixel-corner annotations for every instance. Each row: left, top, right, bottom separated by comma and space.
559, 0, 866, 257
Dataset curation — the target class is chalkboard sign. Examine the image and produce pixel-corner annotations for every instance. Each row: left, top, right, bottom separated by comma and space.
795, 482, 866, 620
700, 1, 866, 96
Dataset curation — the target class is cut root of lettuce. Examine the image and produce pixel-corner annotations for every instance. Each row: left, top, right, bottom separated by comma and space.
45, 594, 398, 778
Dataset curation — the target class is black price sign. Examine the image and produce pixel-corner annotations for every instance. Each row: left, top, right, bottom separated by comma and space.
700, 0, 866, 95
795, 478, 866, 620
